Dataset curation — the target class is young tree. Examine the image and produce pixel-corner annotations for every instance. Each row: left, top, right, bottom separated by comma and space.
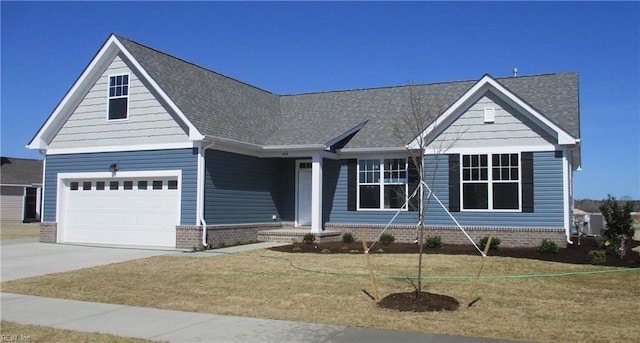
394, 85, 462, 298
600, 195, 635, 259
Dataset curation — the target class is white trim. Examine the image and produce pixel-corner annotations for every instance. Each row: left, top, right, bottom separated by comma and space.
459, 152, 522, 212
562, 149, 571, 240
111, 37, 204, 141
356, 157, 410, 212
409, 74, 578, 150
29, 37, 120, 151
437, 144, 557, 155
27, 35, 204, 152
311, 154, 323, 233
45, 142, 196, 155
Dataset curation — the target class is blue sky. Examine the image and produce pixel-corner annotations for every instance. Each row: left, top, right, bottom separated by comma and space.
1, 1, 638, 199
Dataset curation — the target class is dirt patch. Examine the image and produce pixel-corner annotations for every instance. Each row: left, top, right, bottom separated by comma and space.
269, 236, 640, 268
377, 291, 459, 312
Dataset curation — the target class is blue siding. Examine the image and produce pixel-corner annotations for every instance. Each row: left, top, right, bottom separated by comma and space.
43, 148, 198, 224
327, 160, 419, 225
326, 151, 565, 228
204, 150, 295, 224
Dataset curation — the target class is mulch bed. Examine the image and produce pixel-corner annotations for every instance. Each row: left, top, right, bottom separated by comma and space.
377, 291, 459, 312
269, 236, 640, 268
269, 236, 639, 312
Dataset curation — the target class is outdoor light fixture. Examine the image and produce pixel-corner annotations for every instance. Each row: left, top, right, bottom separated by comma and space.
109, 162, 119, 173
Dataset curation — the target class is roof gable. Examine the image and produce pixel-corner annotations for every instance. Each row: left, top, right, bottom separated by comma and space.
29, 34, 580, 156
28, 34, 203, 151
409, 74, 579, 150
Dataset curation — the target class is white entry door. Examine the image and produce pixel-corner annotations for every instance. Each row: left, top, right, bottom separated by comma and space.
297, 167, 312, 226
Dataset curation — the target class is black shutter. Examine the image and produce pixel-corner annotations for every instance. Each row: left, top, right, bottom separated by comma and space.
521, 152, 534, 213
347, 159, 357, 211
408, 158, 420, 211
448, 154, 460, 212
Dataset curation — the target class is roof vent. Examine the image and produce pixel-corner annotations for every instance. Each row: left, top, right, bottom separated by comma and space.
513, 67, 518, 77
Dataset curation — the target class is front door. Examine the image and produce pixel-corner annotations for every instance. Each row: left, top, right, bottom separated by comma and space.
297, 163, 312, 226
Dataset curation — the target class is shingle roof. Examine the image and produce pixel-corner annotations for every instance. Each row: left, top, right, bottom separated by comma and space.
115, 35, 580, 150
0, 157, 43, 186
116, 36, 282, 146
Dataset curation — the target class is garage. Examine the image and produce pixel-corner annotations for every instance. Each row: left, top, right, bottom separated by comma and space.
59, 174, 180, 247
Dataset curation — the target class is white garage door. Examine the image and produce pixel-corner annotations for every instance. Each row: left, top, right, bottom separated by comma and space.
61, 177, 179, 247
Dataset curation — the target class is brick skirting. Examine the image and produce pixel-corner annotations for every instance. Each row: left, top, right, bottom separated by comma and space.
176, 223, 282, 249
40, 222, 57, 243
324, 224, 567, 248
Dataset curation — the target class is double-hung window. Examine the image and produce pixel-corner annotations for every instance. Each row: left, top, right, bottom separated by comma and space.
108, 74, 129, 120
358, 158, 408, 209
461, 153, 520, 210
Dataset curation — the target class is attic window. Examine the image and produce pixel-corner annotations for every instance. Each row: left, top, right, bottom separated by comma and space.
108, 74, 129, 120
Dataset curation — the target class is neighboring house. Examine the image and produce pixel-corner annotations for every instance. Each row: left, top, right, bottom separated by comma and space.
28, 34, 581, 248
0, 157, 43, 222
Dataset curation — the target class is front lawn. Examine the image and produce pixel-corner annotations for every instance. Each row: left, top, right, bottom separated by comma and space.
0, 221, 39, 240
2, 250, 638, 342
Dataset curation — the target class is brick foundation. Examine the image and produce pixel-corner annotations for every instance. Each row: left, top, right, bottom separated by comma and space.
40, 222, 57, 243
176, 223, 282, 249
324, 224, 567, 248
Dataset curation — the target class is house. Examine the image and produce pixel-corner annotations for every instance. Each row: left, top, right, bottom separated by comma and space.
0, 157, 43, 222
28, 34, 581, 248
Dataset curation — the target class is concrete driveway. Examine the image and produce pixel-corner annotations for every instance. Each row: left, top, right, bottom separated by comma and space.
1, 239, 179, 282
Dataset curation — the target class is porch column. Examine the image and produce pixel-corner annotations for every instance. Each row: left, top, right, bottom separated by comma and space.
311, 154, 323, 233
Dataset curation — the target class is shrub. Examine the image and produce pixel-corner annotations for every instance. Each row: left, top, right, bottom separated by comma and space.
538, 239, 559, 254
588, 250, 607, 264
479, 236, 501, 250
342, 232, 355, 244
321, 248, 331, 254
379, 233, 396, 245
426, 236, 442, 249
600, 195, 635, 259
217, 242, 226, 249
302, 233, 316, 244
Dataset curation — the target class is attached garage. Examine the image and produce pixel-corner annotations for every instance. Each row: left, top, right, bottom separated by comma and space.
57, 172, 181, 247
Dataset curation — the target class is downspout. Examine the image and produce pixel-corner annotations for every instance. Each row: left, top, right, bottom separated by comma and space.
565, 147, 574, 245
199, 141, 215, 247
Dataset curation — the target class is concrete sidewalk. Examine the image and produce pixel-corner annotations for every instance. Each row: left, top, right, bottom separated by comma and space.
1, 293, 516, 343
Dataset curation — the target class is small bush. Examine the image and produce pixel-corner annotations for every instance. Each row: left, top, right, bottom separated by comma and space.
321, 248, 331, 254
379, 233, 396, 245
233, 240, 242, 246
292, 246, 302, 252
588, 250, 607, 264
342, 232, 355, 244
302, 233, 316, 244
349, 249, 360, 254
538, 239, 559, 254
426, 236, 442, 249
217, 242, 226, 249
479, 236, 501, 250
